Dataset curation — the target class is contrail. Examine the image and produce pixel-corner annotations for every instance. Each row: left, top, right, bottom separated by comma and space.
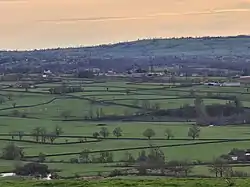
38, 8, 250, 23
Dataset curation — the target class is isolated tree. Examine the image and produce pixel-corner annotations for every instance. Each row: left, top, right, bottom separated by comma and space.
164, 129, 174, 139
79, 149, 90, 163
17, 131, 24, 140
40, 127, 47, 143
143, 128, 156, 140
233, 97, 243, 114
23, 83, 29, 92
189, 89, 195, 97
93, 132, 100, 139
12, 102, 16, 108
88, 108, 94, 119
12, 110, 20, 117
126, 89, 130, 95
99, 151, 113, 163
170, 75, 176, 85
90, 97, 96, 104
113, 127, 123, 138
137, 150, 147, 162
60, 110, 71, 120
123, 152, 135, 163
47, 132, 57, 143
142, 100, 151, 110
7, 93, 13, 101
99, 108, 105, 118
9, 131, 15, 140
99, 127, 109, 138
164, 69, 168, 75
0, 97, 5, 104
96, 109, 100, 118
54, 125, 63, 136
188, 124, 200, 140
107, 152, 114, 163
38, 152, 46, 163
78, 138, 84, 143
132, 99, 139, 107
180, 160, 193, 177
147, 146, 165, 166
152, 102, 161, 110
32, 127, 42, 142
123, 109, 130, 116
2, 143, 24, 160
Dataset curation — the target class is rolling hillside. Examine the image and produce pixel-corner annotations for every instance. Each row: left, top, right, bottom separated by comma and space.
0, 35, 250, 72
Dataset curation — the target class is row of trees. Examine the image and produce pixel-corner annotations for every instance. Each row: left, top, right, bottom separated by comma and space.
49, 86, 83, 94
8, 125, 201, 144
93, 127, 123, 139
70, 150, 114, 164
132, 100, 161, 111
92, 125, 200, 140
9, 125, 63, 143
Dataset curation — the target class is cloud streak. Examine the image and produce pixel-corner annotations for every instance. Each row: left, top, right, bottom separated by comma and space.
38, 8, 250, 23
0, 0, 27, 2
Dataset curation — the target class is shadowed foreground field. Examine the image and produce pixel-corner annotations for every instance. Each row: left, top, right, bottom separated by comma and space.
0, 178, 250, 187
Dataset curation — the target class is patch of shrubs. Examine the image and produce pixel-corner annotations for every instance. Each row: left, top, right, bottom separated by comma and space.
14, 162, 50, 177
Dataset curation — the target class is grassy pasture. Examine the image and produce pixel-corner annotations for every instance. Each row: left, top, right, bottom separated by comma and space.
0, 79, 250, 177
1, 178, 250, 187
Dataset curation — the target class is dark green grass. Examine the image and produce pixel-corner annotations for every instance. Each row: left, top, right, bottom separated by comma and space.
0, 178, 250, 187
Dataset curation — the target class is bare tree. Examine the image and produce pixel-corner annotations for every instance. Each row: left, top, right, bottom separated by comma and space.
31, 127, 42, 142
208, 158, 230, 178
54, 125, 63, 136
60, 110, 71, 120
79, 149, 90, 163
46, 133, 57, 143
93, 132, 100, 139
188, 124, 200, 140
12, 102, 16, 108
40, 127, 47, 143
113, 127, 123, 138
99, 127, 109, 138
17, 131, 24, 140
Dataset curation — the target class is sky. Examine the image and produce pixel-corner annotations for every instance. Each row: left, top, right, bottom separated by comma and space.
0, 0, 250, 50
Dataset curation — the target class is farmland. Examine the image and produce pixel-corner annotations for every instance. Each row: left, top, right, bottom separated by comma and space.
0, 78, 250, 178
1, 178, 250, 187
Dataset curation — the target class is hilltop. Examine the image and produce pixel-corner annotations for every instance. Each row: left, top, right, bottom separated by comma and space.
0, 35, 250, 72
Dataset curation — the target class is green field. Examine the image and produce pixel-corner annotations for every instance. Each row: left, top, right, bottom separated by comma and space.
0, 178, 250, 187
1, 79, 250, 177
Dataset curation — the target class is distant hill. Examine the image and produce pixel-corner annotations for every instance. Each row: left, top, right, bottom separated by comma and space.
2, 35, 250, 58
0, 35, 250, 72
84, 35, 250, 58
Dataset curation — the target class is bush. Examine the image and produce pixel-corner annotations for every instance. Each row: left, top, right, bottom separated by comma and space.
14, 162, 50, 177
231, 170, 248, 177
109, 169, 123, 177
1, 143, 24, 160
21, 113, 27, 118
11, 110, 20, 117
70, 158, 79, 163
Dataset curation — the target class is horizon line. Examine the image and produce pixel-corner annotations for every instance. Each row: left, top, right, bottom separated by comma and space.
1, 34, 250, 52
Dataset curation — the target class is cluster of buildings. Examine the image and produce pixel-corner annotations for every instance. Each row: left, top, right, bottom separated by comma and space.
204, 76, 250, 87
